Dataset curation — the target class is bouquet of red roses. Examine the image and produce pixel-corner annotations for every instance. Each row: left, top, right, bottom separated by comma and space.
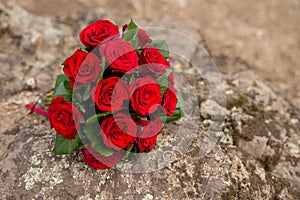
47, 19, 183, 170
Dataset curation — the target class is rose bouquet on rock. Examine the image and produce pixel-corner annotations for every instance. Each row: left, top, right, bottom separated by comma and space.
47, 19, 183, 170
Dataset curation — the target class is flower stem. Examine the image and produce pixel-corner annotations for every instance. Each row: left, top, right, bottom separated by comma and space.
86, 112, 112, 124
123, 144, 135, 160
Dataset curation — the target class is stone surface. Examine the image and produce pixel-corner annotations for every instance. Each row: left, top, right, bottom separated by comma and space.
200, 99, 226, 119
0, 1, 300, 199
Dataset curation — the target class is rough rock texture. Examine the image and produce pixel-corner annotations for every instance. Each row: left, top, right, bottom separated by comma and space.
0, 2, 299, 199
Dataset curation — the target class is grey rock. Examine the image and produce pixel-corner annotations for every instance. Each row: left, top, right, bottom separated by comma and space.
239, 135, 269, 158
200, 99, 226, 119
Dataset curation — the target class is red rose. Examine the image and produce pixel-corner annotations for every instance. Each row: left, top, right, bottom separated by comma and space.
137, 117, 162, 152
81, 144, 122, 170
162, 88, 177, 116
92, 77, 128, 112
80, 20, 119, 49
129, 76, 162, 116
48, 96, 82, 140
100, 113, 137, 150
139, 47, 168, 75
99, 40, 139, 73
122, 24, 152, 47
63, 49, 101, 89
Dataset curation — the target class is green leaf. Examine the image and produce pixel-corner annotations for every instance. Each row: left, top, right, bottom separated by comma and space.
53, 74, 72, 102
123, 19, 139, 49
157, 69, 172, 96
53, 134, 81, 155
82, 122, 115, 157
73, 92, 83, 103
150, 40, 169, 59
72, 95, 87, 114
82, 84, 92, 102
137, 116, 148, 121
176, 93, 185, 108
80, 45, 90, 52
54, 74, 69, 89
127, 19, 138, 30
160, 108, 184, 123
71, 84, 92, 114
166, 108, 184, 122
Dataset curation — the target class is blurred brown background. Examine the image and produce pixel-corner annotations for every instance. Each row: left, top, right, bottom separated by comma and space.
11, 0, 300, 107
